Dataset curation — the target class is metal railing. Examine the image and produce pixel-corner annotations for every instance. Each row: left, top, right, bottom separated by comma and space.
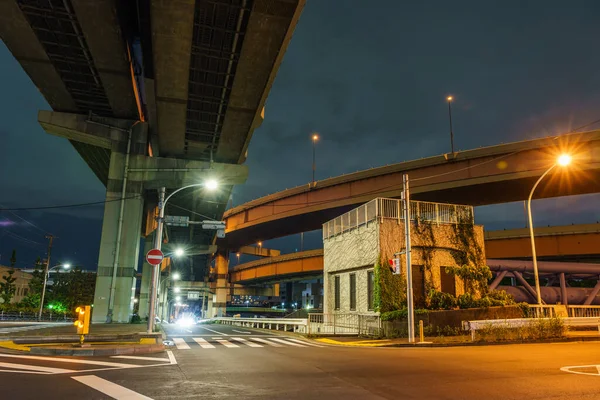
567, 305, 600, 318
0, 311, 73, 322
307, 313, 381, 336
323, 198, 474, 240
214, 317, 308, 333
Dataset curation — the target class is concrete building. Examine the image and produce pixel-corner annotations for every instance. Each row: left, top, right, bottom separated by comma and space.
0, 266, 32, 304
322, 198, 485, 314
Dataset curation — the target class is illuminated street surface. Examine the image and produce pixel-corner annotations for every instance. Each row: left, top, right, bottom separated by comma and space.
0, 325, 599, 400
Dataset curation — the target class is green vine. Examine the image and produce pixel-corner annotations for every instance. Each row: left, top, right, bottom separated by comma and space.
448, 211, 489, 294
414, 219, 436, 293
374, 258, 406, 313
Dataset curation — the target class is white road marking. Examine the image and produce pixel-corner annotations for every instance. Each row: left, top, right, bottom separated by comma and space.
198, 325, 227, 336
213, 338, 239, 348
193, 337, 215, 349
561, 364, 600, 376
231, 337, 262, 347
232, 329, 252, 334
249, 338, 284, 347
167, 351, 177, 365
0, 361, 74, 374
268, 338, 306, 347
173, 338, 191, 350
73, 375, 153, 399
286, 338, 323, 347
111, 355, 170, 362
0, 353, 137, 368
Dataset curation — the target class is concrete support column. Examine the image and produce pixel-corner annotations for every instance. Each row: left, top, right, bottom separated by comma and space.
559, 272, 568, 306
214, 252, 229, 317
138, 237, 154, 319
93, 151, 145, 323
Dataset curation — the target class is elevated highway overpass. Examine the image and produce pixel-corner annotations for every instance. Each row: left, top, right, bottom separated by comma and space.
221, 131, 600, 249
0, 0, 305, 321
230, 224, 600, 285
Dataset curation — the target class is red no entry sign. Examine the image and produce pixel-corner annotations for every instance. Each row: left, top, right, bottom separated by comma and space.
146, 249, 164, 265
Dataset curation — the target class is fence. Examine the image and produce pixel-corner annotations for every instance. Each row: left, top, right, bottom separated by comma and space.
307, 313, 381, 337
567, 305, 600, 318
0, 311, 73, 322
323, 198, 474, 240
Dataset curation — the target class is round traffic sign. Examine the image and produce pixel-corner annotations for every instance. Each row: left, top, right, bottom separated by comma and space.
146, 249, 164, 265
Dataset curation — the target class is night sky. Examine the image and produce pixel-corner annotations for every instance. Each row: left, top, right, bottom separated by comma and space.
1, 0, 600, 269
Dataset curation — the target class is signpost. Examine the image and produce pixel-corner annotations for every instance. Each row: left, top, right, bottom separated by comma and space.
146, 249, 164, 266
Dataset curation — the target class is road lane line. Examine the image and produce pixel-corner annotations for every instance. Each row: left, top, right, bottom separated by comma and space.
173, 338, 191, 350
111, 355, 170, 362
0, 361, 75, 374
232, 329, 251, 334
268, 338, 306, 347
167, 351, 177, 365
231, 337, 262, 347
213, 338, 239, 348
286, 338, 323, 347
198, 325, 227, 336
193, 337, 215, 349
73, 375, 153, 399
0, 354, 138, 368
249, 338, 284, 347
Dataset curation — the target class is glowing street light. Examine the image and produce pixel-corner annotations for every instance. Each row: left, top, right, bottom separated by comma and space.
174, 287, 181, 293
174, 248, 184, 257
176, 296, 181, 302
172, 272, 181, 281
528, 154, 572, 305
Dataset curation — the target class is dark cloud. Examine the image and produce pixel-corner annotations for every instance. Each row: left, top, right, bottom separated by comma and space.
3, 0, 600, 264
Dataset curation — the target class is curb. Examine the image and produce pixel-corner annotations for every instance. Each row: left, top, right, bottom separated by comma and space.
8, 332, 162, 345
30, 344, 165, 356
317, 336, 600, 348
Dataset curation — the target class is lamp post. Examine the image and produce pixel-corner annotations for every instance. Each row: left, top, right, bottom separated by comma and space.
236, 253, 240, 265
158, 271, 180, 322
38, 263, 70, 320
312, 133, 319, 184
527, 154, 572, 305
446, 96, 455, 154
147, 179, 218, 334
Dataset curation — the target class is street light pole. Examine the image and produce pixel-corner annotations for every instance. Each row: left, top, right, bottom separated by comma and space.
38, 235, 54, 321
447, 96, 455, 154
147, 180, 218, 333
312, 134, 319, 184
527, 154, 572, 305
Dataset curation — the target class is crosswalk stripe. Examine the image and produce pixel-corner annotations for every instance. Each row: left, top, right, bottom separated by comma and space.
286, 338, 323, 347
73, 375, 153, 400
111, 355, 171, 362
231, 337, 262, 347
192, 337, 215, 349
213, 338, 239, 348
173, 338, 191, 350
0, 361, 75, 374
268, 338, 306, 347
249, 337, 284, 347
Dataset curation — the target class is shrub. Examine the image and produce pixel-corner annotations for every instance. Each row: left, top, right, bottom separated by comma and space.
426, 290, 457, 310
457, 293, 477, 309
474, 317, 565, 342
381, 308, 428, 321
486, 290, 516, 306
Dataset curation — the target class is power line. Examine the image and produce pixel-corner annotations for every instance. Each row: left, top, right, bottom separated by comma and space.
0, 204, 50, 235
0, 195, 143, 211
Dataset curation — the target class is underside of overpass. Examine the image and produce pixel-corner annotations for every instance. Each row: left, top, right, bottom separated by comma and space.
221, 130, 600, 249
0, 0, 305, 321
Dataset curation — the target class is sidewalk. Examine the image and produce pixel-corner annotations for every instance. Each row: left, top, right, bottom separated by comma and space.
0, 323, 164, 356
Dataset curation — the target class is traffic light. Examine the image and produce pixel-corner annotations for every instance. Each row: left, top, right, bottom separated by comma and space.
74, 306, 91, 335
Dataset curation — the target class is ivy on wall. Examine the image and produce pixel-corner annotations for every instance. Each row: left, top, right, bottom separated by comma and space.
374, 258, 407, 313
448, 211, 490, 294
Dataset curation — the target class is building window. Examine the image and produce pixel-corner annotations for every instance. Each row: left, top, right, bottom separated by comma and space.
334, 275, 340, 310
367, 270, 374, 310
349, 274, 356, 310
440, 266, 456, 296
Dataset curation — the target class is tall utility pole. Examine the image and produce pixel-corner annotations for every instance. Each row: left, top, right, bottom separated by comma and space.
402, 174, 415, 343
147, 187, 165, 334
38, 234, 54, 320
447, 96, 455, 154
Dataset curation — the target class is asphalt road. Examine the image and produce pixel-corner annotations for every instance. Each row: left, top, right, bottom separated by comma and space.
1, 323, 599, 399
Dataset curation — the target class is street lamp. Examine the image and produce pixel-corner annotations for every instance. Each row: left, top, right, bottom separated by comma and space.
528, 154, 572, 305
174, 287, 181, 293
236, 252, 240, 265
174, 248, 184, 257
148, 179, 218, 333
38, 263, 70, 320
312, 133, 319, 184
158, 272, 181, 322
257, 242, 262, 253
245, 300, 249, 308
446, 96, 455, 154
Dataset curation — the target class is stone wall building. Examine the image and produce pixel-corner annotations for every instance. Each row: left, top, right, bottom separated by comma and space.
322, 198, 485, 314
0, 266, 33, 304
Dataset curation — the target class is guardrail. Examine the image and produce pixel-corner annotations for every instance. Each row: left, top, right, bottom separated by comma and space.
567, 305, 600, 318
214, 317, 308, 333
464, 317, 600, 340
0, 311, 73, 322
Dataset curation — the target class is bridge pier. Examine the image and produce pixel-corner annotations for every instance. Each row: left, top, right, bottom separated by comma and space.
214, 252, 229, 317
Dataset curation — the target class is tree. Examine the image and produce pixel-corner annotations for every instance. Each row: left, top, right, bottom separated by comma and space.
0, 270, 17, 304
50, 267, 95, 312
20, 257, 45, 308
9, 249, 16, 269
